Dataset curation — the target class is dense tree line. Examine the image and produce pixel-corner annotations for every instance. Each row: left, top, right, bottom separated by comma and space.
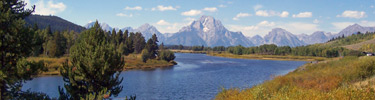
30, 22, 176, 63
225, 44, 362, 58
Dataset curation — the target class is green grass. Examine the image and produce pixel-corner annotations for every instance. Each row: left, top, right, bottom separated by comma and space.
216, 56, 375, 100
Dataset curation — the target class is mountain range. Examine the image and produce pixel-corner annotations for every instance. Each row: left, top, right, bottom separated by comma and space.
27, 15, 375, 47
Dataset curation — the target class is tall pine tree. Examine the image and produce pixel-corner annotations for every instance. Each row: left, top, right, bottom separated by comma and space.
133, 32, 145, 54
0, 0, 45, 99
59, 21, 124, 99
144, 34, 158, 59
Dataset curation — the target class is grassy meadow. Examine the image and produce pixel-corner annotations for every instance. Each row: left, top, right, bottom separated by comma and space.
216, 56, 375, 100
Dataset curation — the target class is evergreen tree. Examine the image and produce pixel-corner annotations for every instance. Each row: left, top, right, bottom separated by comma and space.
123, 30, 129, 43
144, 34, 159, 59
111, 29, 117, 45
158, 50, 176, 62
47, 31, 67, 57
133, 32, 146, 53
159, 43, 165, 50
59, 21, 124, 99
116, 30, 123, 45
31, 29, 44, 56
126, 32, 135, 53
0, 0, 45, 99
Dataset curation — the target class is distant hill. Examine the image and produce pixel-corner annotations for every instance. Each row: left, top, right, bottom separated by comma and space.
25, 15, 85, 32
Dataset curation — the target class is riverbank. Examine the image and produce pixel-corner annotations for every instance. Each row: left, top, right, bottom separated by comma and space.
169, 49, 207, 54
216, 56, 375, 99
27, 54, 176, 76
207, 52, 327, 61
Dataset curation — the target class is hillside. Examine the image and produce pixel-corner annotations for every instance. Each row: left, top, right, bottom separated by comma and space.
25, 15, 86, 32
343, 38, 375, 51
317, 32, 375, 49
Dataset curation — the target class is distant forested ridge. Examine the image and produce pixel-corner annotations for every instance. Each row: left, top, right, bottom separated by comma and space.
25, 15, 86, 32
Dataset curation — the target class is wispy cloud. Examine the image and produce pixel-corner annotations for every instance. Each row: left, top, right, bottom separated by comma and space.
255, 10, 289, 18
253, 4, 263, 11
228, 21, 276, 36
336, 10, 367, 19
116, 13, 133, 17
218, 4, 226, 8
292, 12, 312, 18
181, 10, 202, 16
233, 13, 252, 20
313, 19, 319, 23
124, 6, 142, 10
203, 7, 218, 12
156, 20, 171, 25
152, 5, 178, 11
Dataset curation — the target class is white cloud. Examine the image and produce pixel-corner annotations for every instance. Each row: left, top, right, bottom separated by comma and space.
181, 10, 202, 16
255, 10, 270, 16
228, 21, 276, 37
33, 0, 66, 15
184, 17, 196, 22
151, 5, 177, 11
280, 11, 289, 18
154, 21, 193, 33
258, 21, 275, 27
255, 10, 289, 18
371, 5, 374, 8
292, 12, 312, 18
336, 10, 367, 19
156, 20, 170, 25
218, 4, 226, 8
124, 6, 142, 10
233, 13, 252, 20
253, 4, 263, 10
279, 22, 319, 34
313, 19, 319, 23
203, 7, 218, 12
116, 13, 133, 17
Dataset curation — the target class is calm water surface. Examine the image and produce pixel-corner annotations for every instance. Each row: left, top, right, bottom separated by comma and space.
22, 53, 306, 99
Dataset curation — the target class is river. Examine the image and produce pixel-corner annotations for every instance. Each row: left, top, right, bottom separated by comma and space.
22, 53, 306, 99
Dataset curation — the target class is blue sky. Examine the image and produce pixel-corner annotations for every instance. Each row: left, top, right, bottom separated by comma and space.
25, 0, 375, 37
